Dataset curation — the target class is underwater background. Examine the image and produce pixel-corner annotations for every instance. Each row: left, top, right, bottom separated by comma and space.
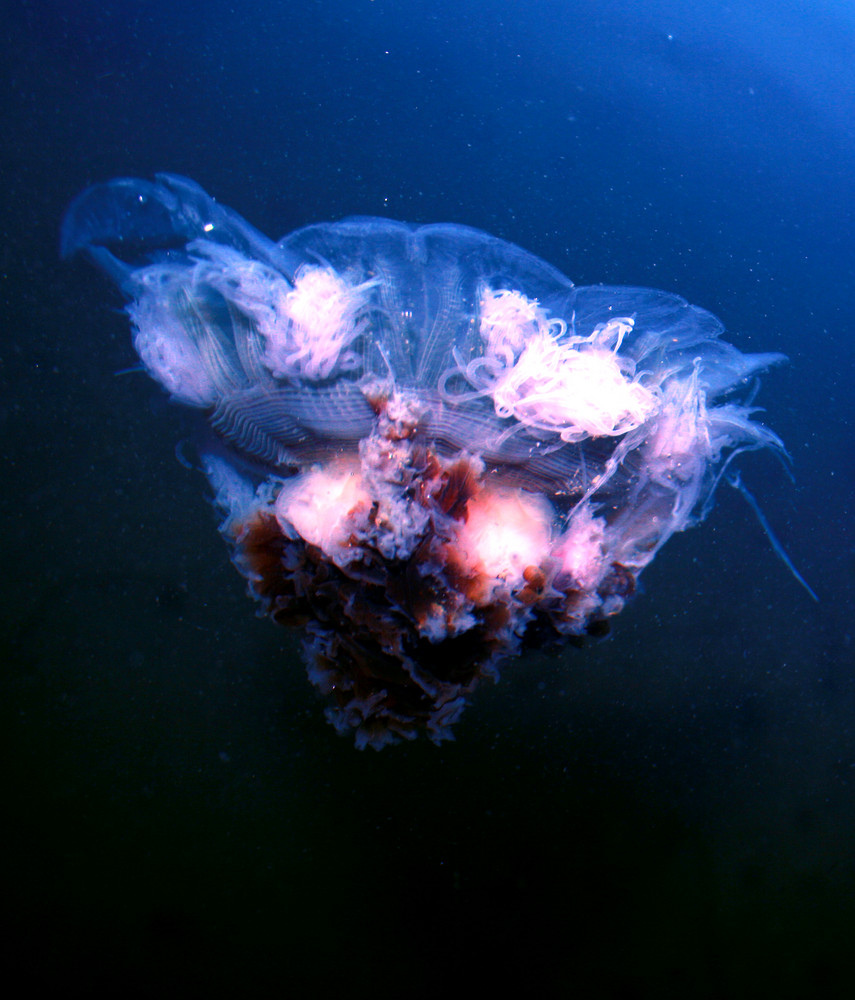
2, 0, 854, 994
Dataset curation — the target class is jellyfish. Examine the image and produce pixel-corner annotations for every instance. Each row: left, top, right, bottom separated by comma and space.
62, 174, 792, 748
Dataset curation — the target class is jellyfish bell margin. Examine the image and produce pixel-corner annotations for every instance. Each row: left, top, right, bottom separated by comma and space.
62, 173, 792, 749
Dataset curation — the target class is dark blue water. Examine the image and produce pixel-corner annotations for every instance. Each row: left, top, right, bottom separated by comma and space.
2, 1, 853, 994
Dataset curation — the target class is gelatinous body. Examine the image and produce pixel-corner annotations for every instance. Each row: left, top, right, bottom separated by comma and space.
63, 174, 786, 747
